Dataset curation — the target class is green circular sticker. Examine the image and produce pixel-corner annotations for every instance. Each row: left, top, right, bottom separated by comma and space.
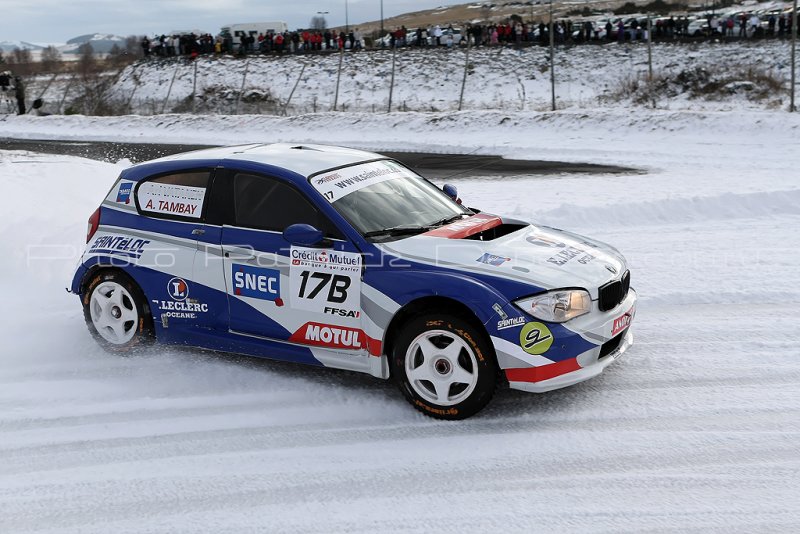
519, 322, 554, 355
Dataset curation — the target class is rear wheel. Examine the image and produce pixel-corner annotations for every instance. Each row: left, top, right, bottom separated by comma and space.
392, 314, 497, 420
82, 271, 153, 352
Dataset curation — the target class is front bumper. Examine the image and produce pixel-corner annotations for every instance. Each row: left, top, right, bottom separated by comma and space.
491, 287, 637, 393
507, 328, 633, 393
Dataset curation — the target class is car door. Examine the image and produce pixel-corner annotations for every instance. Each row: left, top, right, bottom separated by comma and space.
218, 169, 369, 355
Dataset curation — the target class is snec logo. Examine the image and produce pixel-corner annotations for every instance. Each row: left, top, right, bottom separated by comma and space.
232, 264, 281, 301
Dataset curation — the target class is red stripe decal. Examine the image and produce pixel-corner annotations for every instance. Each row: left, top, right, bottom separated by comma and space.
366, 337, 383, 357
505, 357, 581, 383
423, 213, 503, 239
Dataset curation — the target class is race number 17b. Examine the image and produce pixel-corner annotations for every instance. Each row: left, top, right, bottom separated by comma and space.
297, 271, 350, 303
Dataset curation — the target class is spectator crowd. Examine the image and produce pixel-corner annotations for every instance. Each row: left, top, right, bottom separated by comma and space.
136, 9, 797, 60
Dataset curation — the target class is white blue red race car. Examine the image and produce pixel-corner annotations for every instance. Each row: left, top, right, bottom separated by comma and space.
70, 143, 636, 419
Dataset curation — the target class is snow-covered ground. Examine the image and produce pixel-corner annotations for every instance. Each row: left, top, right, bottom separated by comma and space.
21, 39, 799, 116
1, 109, 799, 532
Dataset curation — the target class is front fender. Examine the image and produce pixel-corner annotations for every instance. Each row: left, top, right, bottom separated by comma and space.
364, 269, 510, 326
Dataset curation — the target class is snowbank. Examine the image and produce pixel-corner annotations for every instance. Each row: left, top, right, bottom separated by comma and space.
25, 40, 798, 115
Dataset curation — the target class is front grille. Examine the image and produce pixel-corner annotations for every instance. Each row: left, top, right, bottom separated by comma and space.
598, 270, 630, 312
599, 332, 624, 359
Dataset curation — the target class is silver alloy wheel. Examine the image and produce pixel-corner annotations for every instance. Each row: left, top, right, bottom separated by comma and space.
404, 329, 479, 406
89, 281, 139, 345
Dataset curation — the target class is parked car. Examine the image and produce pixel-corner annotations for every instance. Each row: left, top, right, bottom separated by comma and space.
71, 144, 636, 419
687, 18, 722, 37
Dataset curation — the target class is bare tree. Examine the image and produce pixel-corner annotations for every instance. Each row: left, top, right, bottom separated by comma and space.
124, 35, 144, 58
7, 47, 33, 75
310, 15, 328, 30
76, 42, 97, 78
11, 47, 32, 64
70, 42, 109, 114
40, 45, 62, 73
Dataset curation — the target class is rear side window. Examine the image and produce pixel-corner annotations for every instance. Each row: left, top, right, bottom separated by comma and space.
233, 173, 341, 238
136, 171, 210, 221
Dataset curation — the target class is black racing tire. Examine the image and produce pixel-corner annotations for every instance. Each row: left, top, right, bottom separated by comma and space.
392, 313, 497, 420
82, 270, 154, 353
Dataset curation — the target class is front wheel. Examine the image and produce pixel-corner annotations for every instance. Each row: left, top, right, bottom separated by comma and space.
82, 271, 153, 352
392, 314, 497, 420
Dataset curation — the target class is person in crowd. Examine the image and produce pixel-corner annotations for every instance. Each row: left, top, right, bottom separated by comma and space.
477, 24, 486, 46
584, 20, 593, 41
709, 16, 719, 36
14, 76, 25, 115
141, 36, 150, 57
433, 25, 443, 46
749, 13, 760, 38
630, 18, 639, 41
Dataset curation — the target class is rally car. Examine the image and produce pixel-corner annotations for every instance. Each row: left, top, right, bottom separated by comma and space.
70, 143, 636, 419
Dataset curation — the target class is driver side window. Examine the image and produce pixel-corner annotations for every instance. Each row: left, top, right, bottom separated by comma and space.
233, 173, 342, 238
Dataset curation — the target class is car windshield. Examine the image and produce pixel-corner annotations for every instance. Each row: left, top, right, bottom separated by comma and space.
309, 160, 470, 239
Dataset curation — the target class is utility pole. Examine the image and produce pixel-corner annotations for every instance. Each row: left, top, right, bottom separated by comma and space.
647, 15, 653, 83
458, 37, 471, 111
792, 0, 798, 112
345, 0, 349, 33
549, 1, 556, 111
647, 15, 655, 109
381, 0, 384, 37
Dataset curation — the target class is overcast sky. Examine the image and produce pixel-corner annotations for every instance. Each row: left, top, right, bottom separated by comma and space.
2, 0, 462, 44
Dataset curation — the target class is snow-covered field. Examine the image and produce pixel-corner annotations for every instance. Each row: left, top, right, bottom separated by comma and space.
1, 109, 800, 532
22, 39, 799, 116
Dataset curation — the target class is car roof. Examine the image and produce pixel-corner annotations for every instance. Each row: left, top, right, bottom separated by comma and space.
126, 143, 385, 181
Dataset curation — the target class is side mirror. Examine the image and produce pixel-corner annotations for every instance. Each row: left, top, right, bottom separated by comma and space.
283, 223, 331, 248
443, 183, 462, 204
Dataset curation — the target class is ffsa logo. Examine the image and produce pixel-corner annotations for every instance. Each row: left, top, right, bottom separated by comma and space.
167, 277, 189, 301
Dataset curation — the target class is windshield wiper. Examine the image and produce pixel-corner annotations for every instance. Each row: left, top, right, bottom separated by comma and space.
363, 215, 469, 240
427, 214, 468, 228
362, 225, 430, 239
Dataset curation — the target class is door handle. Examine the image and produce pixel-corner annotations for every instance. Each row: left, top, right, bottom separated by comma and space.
191, 228, 205, 236
224, 250, 255, 260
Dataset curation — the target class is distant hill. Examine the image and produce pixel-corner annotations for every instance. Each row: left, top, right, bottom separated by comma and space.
0, 41, 45, 53
60, 33, 127, 54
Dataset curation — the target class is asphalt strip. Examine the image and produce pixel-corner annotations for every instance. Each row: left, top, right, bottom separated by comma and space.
0, 138, 638, 179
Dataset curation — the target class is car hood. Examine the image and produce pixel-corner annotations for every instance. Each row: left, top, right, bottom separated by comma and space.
375, 213, 627, 299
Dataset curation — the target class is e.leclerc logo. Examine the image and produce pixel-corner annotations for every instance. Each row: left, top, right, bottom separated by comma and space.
167, 277, 189, 301
232, 264, 281, 301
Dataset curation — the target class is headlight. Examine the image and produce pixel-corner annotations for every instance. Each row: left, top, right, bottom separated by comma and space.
514, 289, 591, 323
